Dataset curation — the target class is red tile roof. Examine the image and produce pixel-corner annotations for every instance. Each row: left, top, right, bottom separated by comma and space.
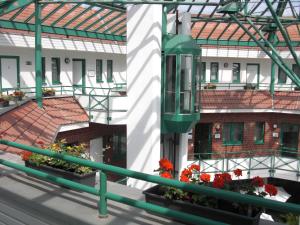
0, 97, 88, 154
201, 90, 300, 111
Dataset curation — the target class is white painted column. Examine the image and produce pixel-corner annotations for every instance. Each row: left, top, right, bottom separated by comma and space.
178, 133, 189, 173
90, 137, 103, 163
127, 5, 162, 189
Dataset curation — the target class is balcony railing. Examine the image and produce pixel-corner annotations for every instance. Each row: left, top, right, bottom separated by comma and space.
0, 139, 300, 225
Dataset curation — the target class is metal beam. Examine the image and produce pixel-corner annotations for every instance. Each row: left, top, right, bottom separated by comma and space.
103, 17, 126, 34
42, 3, 66, 23
24, 3, 48, 23
63, 5, 94, 28
50, 4, 81, 26
0, 19, 126, 41
0, 0, 33, 16
230, 15, 300, 87
73, 7, 105, 30
35, 0, 42, 108
265, 0, 300, 70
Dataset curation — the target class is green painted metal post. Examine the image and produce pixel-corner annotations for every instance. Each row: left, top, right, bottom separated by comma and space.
35, 0, 43, 108
99, 171, 108, 218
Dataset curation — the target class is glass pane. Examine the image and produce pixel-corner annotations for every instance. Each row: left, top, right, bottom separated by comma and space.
232, 123, 243, 143
42, 57, 46, 83
165, 55, 176, 113
278, 68, 287, 84
107, 60, 113, 82
180, 55, 192, 114
210, 62, 218, 82
254, 122, 264, 142
223, 124, 230, 143
195, 56, 201, 112
232, 63, 240, 83
51, 58, 60, 82
292, 64, 300, 79
96, 59, 102, 82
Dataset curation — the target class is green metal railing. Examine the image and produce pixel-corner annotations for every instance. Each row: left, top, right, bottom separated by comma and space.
0, 140, 300, 225
188, 149, 300, 179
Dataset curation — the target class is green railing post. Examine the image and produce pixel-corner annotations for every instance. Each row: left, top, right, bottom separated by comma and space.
99, 171, 108, 218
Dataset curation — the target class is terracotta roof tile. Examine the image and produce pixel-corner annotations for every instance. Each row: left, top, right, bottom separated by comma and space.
0, 97, 88, 154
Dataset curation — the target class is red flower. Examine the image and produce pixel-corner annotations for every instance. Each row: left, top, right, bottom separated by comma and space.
234, 168, 242, 177
221, 173, 232, 183
200, 173, 211, 183
181, 168, 192, 177
265, 184, 278, 196
160, 171, 172, 179
180, 175, 190, 183
189, 164, 200, 172
252, 176, 264, 187
213, 176, 225, 189
21, 151, 32, 161
159, 158, 173, 171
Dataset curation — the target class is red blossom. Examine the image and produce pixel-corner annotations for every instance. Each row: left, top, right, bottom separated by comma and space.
265, 184, 278, 196
221, 173, 232, 183
21, 151, 32, 161
181, 168, 192, 177
160, 171, 173, 179
252, 176, 264, 187
189, 164, 200, 172
212, 176, 225, 189
180, 175, 190, 183
200, 173, 211, 183
234, 168, 242, 177
159, 158, 174, 171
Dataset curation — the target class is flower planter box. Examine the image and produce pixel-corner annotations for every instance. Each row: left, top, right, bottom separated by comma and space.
0, 100, 9, 107
244, 84, 257, 90
143, 185, 261, 225
42, 92, 55, 97
25, 161, 96, 187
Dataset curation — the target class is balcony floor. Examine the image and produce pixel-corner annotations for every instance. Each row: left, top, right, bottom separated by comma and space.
0, 152, 284, 225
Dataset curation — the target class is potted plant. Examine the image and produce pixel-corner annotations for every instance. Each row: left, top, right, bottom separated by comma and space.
143, 159, 278, 225
0, 95, 11, 107
204, 83, 217, 90
42, 88, 55, 97
21, 140, 96, 187
11, 90, 25, 101
244, 84, 257, 90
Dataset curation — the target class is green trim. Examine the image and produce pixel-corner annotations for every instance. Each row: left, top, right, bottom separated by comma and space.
210, 62, 219, 83
222, 122, 244, 146
72, 58, 86, 94
96, 59, 103, 83
232, 63, 240, 83
107, 60, 113, 83
51, 57, 61, 85
0, 20, 126, 42
0, 55, 20, 92
254, 122, 265, 145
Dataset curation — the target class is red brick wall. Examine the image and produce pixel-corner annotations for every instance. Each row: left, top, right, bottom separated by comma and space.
193, 113, 300, 157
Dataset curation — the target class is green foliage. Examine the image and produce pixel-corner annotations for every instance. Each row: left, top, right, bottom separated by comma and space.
278, 213, 299, 225
28, 139, 93, 175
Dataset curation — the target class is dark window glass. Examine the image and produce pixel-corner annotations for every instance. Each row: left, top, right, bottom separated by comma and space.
165, 55, 176, 113
107, 60, 113, 82
210, 62, 218, 83
232, 63, 240, 83
96, 59, 103, 82
223, 123, 244, 145
42, 57, 46, 83
254, 122, 264, 144
51, 57, 60, 84
278, 67, 287, 84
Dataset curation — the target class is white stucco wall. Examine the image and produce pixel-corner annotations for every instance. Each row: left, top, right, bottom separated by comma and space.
126, 4, 162, 189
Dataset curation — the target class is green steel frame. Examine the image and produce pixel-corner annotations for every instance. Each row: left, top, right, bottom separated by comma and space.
1, 139, 300, 223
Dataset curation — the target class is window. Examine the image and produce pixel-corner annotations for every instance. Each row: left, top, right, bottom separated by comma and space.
223, 123, 244, 145
165, 55, 176, 113
254, 122, 264, 144
292, 64, 300, 79
107, 60, 113, 82
51, 57, 60, 84
42, 57, 46, 84
180, 55, 192, 113
201, 62, 206, 82
232, 63, 240, 83
96, 59, 103, 83
210, 62, 218, 83
278, 67, 287, 84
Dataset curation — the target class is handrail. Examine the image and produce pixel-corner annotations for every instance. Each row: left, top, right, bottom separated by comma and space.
0, 139, 300, 222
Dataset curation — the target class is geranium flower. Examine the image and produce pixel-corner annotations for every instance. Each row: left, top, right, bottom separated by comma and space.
160, 171, 172, 179
251, 176, 264, 187
181, 168, 192, 177
265, 184, 278, 196
234, 168, 242, 177
180, 175, 190, 183
21, 151, 32, 161
221, 173, 232, 183
189, 164, 200, 172
200, 173, 211, 183
213, 176, 225, 189
159, 158, 174, 171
